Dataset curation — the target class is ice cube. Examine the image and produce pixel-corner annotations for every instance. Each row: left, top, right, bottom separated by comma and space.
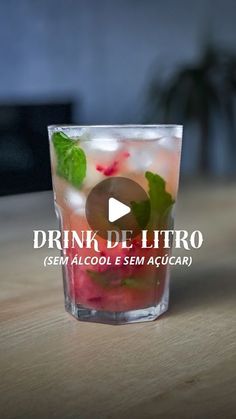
64, 187, 86, 214
83, 157, 104, 189
128, 146, 154, 171
158, 136, 181, 152
82, 139, 121, 153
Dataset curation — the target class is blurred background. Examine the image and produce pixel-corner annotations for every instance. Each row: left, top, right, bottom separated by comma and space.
0, 0, 236, 195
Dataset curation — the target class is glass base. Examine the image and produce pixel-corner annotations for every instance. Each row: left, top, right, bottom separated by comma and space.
65, 298, 168, 325
64, 271, 170, 325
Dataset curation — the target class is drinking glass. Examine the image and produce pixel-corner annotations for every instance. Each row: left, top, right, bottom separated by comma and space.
48, 125, 182, 324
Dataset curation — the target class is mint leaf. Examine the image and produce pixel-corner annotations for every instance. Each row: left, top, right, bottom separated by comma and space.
146, 171, 174, 228
86, 269, 110, 287
87, 269, 151, 290
52, 132, 86, 188
121, 277, 150, 289
130, 199, 150, 229
146, 171, 174, 219
131, 171, 174, 229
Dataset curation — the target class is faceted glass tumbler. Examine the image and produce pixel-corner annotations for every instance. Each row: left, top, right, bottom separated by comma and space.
48, 125, 182, 324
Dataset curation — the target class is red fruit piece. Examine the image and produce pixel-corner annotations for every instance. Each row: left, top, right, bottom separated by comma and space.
103, 160, 119, 176
96, 161, 119, 176
95, 150, 129, 177
123, 151, 130, 158
96, 164, 104, 172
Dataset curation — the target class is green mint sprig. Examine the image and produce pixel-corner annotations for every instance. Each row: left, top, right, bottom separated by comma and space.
130, 199, 150, 229
52, 131, 86, 188
131, 171, 175, 229
87, 269, 150, 290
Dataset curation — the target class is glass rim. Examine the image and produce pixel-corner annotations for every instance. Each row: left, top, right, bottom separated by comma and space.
48, 124, 183, 142
48, 124, 182, 130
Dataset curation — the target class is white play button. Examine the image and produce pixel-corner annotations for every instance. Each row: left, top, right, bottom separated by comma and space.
108, 197, 131, 223
86, 177, 149, 240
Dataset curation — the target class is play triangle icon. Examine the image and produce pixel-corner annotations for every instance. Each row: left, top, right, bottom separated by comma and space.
108, 197, 131, 223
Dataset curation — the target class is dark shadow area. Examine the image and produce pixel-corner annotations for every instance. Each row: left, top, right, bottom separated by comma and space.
0, 102, 73, 195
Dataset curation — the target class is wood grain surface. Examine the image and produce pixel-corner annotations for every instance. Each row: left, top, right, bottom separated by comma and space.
0, 183, 236, 419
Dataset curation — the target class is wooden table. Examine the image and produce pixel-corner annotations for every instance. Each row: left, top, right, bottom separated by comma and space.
0, 183, 236, 419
